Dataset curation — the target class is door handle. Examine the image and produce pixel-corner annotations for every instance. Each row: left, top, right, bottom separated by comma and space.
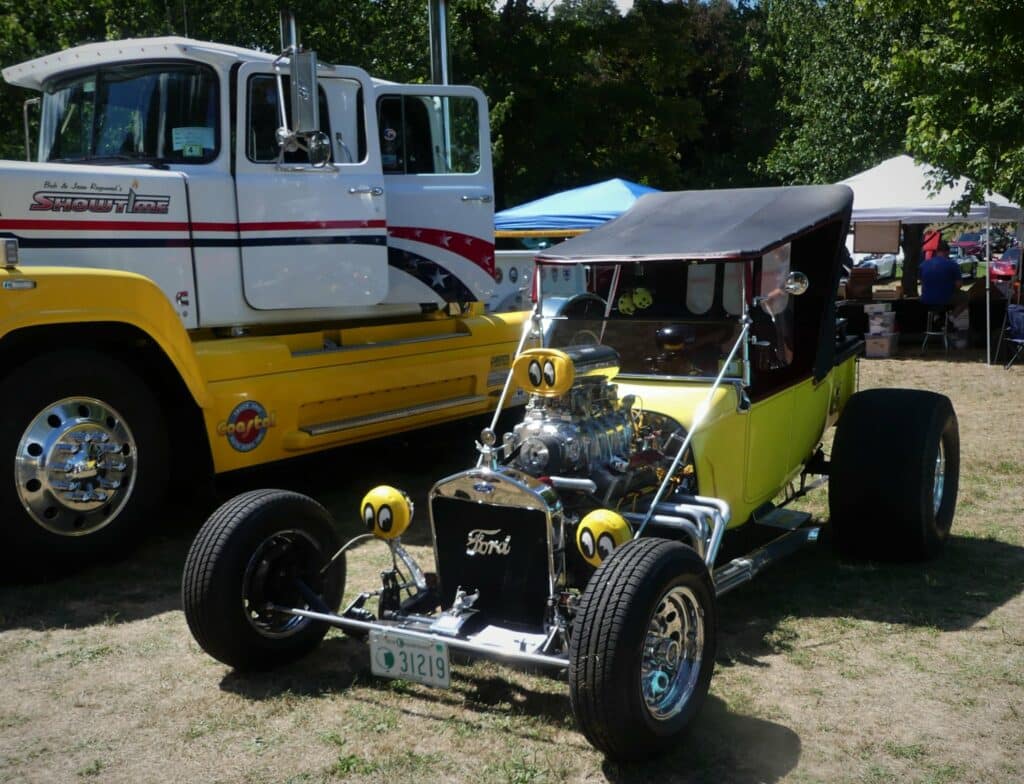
349, 186, 384, 196
460, 194, 493, 203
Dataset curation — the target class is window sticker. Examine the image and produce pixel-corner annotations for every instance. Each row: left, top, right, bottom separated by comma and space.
172, 126, 214, 155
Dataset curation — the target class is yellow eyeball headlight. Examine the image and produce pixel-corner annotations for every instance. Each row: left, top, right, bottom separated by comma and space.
576, 509, 631, 568
360, 485, 413, 540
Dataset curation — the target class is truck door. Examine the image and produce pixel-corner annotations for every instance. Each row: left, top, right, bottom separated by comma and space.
234, 63, 388, 310
375, 85, 496, 306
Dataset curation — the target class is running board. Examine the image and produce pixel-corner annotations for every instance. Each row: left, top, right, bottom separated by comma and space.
752, 508, 812, 531
713, 526, 820, 597
299, 394, 487, 437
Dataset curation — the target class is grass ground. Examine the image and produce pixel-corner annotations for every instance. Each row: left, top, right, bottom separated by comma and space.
0, 347, 1021, 783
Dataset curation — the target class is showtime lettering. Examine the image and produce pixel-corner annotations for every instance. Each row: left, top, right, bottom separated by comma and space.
30, 188, 170, 215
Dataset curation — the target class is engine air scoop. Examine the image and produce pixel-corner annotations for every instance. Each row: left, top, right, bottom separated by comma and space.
512, 345, 620, 397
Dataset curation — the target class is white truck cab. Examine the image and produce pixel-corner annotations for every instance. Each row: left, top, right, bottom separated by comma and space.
1, 36, 498, 328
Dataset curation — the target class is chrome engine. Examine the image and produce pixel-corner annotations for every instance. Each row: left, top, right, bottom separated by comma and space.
510, 380, 634, 478
500, 344, 693, 505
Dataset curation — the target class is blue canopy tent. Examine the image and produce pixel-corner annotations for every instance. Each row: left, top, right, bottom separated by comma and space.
495, 178, 659, 235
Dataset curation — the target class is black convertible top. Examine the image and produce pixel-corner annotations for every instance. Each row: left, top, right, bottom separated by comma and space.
534, 184, 854, 263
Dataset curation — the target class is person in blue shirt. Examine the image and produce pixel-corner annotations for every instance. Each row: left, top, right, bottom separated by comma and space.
920, 240, 968, 317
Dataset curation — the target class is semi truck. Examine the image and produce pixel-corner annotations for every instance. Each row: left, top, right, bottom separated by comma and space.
0, 31, 529, 572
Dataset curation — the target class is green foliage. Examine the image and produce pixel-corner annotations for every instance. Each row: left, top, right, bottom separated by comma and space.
755, 0, 921, 184
864, 0, 1024, 205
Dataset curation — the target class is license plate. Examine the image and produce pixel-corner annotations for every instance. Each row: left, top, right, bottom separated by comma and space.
369, 629, 451, 689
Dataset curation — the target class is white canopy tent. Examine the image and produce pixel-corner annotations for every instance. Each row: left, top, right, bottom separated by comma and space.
840, 155, 1024, 364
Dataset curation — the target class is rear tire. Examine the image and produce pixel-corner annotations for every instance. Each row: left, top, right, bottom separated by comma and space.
182, 489, 344, 670
569, 538, 716, 760
829, 389, 959, 560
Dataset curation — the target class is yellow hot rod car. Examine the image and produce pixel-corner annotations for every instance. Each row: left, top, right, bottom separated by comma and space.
182, 185, 959, 760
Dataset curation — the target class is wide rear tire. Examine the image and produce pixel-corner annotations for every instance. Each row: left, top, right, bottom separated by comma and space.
830, 389, 959, 560
569, 538, 716, 760
182, 489, 344, 671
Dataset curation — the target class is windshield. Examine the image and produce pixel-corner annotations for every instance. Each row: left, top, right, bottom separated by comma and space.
957, 232, 981, 243
544, 258, 792, 379
40, 63, 218, 164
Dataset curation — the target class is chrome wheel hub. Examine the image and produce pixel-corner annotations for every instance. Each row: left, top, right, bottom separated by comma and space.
641, 585, 704, 720
933, 441, 945, 515
15, 397, 136, 536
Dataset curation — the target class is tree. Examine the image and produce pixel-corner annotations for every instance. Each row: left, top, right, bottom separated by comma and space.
755, 0, 922, 184
864, 0, 1024, 206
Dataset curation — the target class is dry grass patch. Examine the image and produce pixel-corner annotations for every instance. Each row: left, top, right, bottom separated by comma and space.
0, 349, 1022, 783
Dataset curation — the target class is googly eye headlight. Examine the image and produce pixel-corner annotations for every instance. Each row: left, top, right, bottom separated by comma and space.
576, 509, 631, 567
360, 485, 413, 540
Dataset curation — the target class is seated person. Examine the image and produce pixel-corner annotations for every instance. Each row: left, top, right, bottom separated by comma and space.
920, 240, 968, 317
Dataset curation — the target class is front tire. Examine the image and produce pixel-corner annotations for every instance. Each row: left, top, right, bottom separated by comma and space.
0, 350, 168, 574
830, 389, 959, 560
182, 490, 344, 671
569, 538, 716, 760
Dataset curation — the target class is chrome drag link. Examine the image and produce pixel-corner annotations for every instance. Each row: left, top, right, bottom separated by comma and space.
268, 605, 570, 670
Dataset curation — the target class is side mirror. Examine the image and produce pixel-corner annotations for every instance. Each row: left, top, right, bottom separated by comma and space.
783, 271, 810, 296
290, 50, 320, 135
307, 131, 331, 168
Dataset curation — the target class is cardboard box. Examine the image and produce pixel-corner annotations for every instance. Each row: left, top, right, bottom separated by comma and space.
864, 332, 897, 358
864, 303, 892, 314
868, 312, 897, 334
847, 268, 876, 300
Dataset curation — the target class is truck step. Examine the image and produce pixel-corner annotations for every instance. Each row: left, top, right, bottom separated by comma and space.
752, 508, 812, 531
298, 394, 487, 437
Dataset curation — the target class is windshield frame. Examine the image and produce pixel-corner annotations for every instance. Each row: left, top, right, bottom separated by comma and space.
40, 59, 221, 166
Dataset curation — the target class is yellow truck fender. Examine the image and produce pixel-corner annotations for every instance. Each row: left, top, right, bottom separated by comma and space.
0, 266, 211, 410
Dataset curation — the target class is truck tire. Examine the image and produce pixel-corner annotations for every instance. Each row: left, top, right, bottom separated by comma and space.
830, 389, 959, 560
182, 490, 344, 671
0, 350, 168, 574
569, 538, 716, 761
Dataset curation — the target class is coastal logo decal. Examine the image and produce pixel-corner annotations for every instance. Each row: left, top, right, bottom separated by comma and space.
217, 401, 276, 452
30, 185, 170, 215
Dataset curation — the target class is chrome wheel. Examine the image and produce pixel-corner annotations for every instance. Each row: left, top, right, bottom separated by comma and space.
933, 440, 946, 515
242, 530, 327, 639
641, 584, 705, 721
15, 397, 137, 536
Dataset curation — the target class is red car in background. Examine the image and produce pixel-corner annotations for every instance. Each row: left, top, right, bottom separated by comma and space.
950, 231, 984, 257
990, 247, 1020, 284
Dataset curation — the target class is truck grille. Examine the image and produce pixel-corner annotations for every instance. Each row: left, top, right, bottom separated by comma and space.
430, 496, 551, 630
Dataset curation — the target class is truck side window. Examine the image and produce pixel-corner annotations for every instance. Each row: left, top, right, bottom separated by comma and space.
377, 94, 480, 175
247, 75, 331, 164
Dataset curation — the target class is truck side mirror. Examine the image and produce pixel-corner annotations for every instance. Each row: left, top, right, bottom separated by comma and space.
289, 50, 319, 135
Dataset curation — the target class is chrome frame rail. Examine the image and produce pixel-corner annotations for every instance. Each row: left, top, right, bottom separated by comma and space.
271, 605, 569, 670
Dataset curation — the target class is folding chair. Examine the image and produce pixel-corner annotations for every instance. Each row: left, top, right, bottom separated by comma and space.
1005, 304, 1024, 369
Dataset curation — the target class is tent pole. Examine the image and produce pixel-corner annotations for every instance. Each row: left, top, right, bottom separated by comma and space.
986, 213, 992, 364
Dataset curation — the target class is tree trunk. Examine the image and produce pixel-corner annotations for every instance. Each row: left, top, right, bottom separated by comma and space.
901, 223, 924, 298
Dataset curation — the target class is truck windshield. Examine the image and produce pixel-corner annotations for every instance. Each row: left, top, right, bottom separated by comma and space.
40, 63, 218, 164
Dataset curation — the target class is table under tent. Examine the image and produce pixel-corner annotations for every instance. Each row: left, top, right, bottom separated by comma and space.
839, 155, 1023, 364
